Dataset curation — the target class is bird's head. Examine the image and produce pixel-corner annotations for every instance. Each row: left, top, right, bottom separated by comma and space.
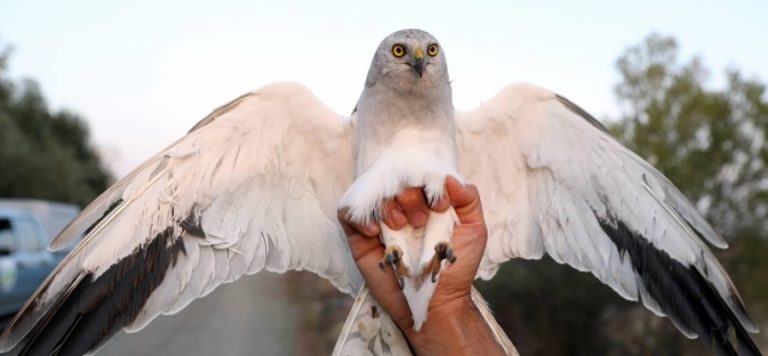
365, 29, 450, 96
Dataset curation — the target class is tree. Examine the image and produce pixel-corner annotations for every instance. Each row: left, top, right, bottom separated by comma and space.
607, 33, 768, 354
478, 34, 768, 355
612, 34, 768, 240
270, 34, 768, 354
0, 48, 112, 207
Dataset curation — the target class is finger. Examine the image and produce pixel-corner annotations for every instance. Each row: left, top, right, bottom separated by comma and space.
381, 199, 408, 230
346, 229, 384, 262
444, 176, 483, 224
431, 193, 451, 213
338, 211, 413, 327
394, 187, 430, 227
338, 209, 386, 265
337, 208, 380, 237
355, 250, 413, 328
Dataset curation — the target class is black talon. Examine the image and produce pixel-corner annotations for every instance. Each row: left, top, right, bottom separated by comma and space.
421, 188, 434, 208
428, 195, 438, 208
446, 248, 456, 263
381, 245, 407, 289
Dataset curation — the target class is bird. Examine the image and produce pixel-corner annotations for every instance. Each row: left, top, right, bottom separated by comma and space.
0, 28, 761, 356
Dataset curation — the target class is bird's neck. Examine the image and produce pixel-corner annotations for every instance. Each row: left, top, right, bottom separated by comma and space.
355, 83, 454, 141
353, 83, 456, 174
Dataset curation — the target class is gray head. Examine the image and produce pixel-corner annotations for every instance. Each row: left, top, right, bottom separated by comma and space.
365, 29, 450, 96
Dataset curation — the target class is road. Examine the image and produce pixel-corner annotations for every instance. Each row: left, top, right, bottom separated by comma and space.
99, 272, 298, 356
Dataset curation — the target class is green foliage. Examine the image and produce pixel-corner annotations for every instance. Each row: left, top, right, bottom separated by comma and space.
612, 34, 768, 239
479, 34, 768, 355
610, 34, 768, 352
0, 49, 112, 207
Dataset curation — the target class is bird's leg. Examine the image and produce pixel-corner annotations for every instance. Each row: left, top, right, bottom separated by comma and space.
419, 209, 458, 283
379, 245, 407, 289
380, 224, 412, 290
426, 241, 456, 282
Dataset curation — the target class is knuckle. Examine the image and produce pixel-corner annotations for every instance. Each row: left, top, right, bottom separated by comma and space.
397, 190, 424, 206
383, 199, 397, 209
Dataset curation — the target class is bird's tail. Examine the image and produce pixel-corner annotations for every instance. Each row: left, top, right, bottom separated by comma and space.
331, 285, 412, 356
332, 285, 519, 356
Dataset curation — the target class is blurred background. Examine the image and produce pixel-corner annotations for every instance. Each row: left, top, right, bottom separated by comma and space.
1, 0, 766, 355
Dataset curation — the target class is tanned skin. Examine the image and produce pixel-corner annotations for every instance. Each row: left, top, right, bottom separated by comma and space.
339, 176, 506, 356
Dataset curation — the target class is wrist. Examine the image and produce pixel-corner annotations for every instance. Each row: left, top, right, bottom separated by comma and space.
405, 295, 472, 334
404, 296, 500, 356
405, 298, 474, 355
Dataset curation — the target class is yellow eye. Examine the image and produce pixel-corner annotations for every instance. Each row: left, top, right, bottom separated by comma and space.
428, 44, 439, 57
392, 44, 405, 58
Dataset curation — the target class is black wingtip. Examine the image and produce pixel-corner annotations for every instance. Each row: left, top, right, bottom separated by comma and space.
11, 227, 186, 356
597, 216, 761, 356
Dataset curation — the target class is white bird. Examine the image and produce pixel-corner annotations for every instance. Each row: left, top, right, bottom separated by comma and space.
0, 29, 760, 356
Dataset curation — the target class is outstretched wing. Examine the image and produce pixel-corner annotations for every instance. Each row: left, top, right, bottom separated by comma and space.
0, 82, 361, 355
457, 83, 760, 355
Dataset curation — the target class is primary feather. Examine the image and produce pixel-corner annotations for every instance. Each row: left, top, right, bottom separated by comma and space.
457, 83, 759, 355
0, 83, 361, 355
0, 28, 759, 356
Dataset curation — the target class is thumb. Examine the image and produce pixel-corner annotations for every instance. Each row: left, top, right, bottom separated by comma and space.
445, 176, 483, 225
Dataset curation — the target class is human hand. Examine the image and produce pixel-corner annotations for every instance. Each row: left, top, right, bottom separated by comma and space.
339, 176, 499, 355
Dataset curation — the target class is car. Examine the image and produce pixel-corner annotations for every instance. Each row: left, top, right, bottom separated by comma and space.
0, 200, 80, 318
0, 209, 57, 317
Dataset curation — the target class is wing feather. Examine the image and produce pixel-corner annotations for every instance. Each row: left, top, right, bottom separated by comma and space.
0, 82, 361, 355
457, 83, 759, 355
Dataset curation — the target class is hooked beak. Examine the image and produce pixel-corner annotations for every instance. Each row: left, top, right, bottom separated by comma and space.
411, 48, 425, 78
412, 58, 425, 78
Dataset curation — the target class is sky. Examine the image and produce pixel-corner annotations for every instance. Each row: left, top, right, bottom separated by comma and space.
1, 0, 767, 177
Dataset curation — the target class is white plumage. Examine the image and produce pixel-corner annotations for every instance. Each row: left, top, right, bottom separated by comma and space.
0, 83, 363, 355
456, 84, 756, 340
0, 29, 759, 356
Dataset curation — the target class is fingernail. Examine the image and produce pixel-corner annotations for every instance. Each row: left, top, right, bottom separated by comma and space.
390, 208, 407, 227
365, 222, 379, 235
410, 211, 428, 227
